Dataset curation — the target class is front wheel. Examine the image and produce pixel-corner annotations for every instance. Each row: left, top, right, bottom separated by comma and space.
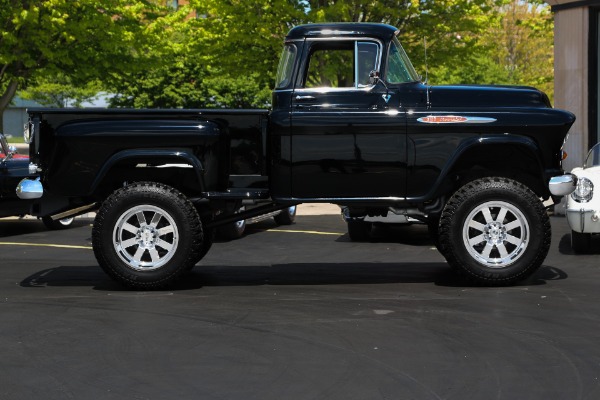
92, 182, 204, 289
347, 220, 372, 241
439, 177, 550, 286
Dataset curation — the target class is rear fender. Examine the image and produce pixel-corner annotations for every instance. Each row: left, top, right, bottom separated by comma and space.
90, 148, 205, 195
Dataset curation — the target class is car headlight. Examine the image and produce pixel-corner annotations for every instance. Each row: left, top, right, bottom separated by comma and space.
571, 177, 594, 202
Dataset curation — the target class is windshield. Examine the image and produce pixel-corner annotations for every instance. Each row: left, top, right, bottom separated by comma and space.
275, 44, 297, 89
386, 36, 420, 84
584, 143, 600, 168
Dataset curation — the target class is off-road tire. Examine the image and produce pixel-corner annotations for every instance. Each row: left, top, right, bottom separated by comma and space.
92, 182, 203, 289
188, 227, 214, 269
347, 220, 372, 241
274, 206, 297, 225
571, 230, 592, 253
218, 219, 246, 240
438, 177, 550, 286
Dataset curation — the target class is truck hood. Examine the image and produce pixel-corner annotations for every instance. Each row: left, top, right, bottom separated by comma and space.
428, 84, 552, 109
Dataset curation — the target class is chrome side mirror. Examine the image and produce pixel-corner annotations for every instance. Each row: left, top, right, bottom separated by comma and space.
549, 173, 578, 196
369, 70, 380, 85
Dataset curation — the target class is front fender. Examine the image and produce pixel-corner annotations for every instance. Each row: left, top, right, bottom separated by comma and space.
410, 134, 545, 201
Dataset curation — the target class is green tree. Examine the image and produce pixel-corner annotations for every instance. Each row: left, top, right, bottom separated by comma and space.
110, 0, 498, 108
305, 0, 501, 84
20, 74, 103, 107
103, 0, 554, 109
0, 0, 164, 127
110, 0, 304, 108
481, 0, 554, 101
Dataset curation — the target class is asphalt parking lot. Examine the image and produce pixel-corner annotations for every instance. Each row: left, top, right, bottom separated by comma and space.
1, 211, 599, 400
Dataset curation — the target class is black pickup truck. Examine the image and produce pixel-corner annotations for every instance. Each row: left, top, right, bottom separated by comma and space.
18, 23, 575, 289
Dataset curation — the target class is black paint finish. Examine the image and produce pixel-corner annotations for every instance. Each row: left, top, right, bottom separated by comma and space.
28, 23, 575, 215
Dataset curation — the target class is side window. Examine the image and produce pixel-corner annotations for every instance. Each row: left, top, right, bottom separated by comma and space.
356, 42, 378, 87
275, 44, 297, 89
305, 42, 354, 88
303, 41, 380, 89
387, 37, 420, 84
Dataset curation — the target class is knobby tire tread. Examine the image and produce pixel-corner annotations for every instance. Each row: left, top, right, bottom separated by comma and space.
438, 177, 551, 285
92, 182, 203, 289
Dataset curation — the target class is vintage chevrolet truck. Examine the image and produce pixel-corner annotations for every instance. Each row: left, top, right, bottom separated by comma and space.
18, 23, 575, 289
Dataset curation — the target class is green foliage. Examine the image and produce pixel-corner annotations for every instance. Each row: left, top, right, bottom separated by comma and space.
479, 0, 554, 101
0, 0, 166, 119
304, 0, 502, 85
20, 74, 103, 107
4, 0, 554, 111
109, 0, 502, 108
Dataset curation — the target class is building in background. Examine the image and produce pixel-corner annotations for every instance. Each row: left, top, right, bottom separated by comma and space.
1, 97, 44, 139
549, 0, 600, 171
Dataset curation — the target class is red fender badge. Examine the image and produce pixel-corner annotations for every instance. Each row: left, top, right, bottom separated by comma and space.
417, 115, 496, 124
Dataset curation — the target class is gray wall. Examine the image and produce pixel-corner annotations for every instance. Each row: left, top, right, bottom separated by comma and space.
2, 108, 28, 139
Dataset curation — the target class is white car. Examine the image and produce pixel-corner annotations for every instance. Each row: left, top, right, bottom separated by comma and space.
550, 143, 600, 252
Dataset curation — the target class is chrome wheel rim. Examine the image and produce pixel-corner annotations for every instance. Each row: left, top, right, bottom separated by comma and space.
462, 201, 529, 268
113, 205, 179, 271
288, 205, 297, 216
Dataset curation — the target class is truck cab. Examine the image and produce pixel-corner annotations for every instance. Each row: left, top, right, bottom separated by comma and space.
270, 24, 417, 201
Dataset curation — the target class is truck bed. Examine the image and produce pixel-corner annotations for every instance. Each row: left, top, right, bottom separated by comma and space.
28, 108, 270, 199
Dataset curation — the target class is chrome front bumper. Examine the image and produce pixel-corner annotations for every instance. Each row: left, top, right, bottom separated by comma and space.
16, 178, 43, 200
549, 174, 577, 196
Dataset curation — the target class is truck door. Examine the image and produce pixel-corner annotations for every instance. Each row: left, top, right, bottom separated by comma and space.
290, 39, 407, 199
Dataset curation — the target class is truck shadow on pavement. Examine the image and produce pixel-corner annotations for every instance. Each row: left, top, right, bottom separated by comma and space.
19, 263, 567, 291
0, 218, 90, 237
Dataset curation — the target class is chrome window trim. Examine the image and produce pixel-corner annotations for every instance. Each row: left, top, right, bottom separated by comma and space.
293, 86, 376, 94
302, 37, 383, 90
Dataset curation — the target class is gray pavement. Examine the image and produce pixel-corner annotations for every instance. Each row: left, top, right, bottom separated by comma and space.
0, 214, 599, 399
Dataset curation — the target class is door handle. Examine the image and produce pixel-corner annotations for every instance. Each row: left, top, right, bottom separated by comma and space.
295, 95, 315, 101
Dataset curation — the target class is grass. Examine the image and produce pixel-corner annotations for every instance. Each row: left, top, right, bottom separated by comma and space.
3, 135, 25, 144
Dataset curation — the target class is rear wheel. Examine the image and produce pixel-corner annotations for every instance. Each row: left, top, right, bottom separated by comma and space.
571, 230, 592, 253
92, 182, 203, 289
439, 177, 550, 285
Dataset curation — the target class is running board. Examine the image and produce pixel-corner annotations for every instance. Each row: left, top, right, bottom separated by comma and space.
50, 203, 97, 220
205, 203, 296, 229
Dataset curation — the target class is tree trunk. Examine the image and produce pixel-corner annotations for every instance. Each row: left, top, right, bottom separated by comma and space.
0, 80, 19, 133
